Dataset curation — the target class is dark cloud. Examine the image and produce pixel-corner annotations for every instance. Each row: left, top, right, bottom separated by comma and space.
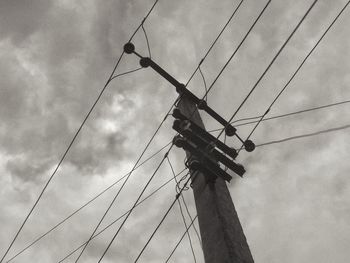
1, 0, 350, 262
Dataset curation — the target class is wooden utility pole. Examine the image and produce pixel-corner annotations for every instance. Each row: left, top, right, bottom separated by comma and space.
123, 42, 254, 262
177, 96, 254, 263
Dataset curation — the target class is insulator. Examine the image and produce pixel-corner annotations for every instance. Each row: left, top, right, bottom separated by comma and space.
225, 125, 237, 137
173, 135, 185, 148
172, 108, 186, 120
244, 140, 255, 152
197, 99, 207, 110
188, 159, 201, 171
123, 42, 135, 54
176, 83, 186, 94
139, 57, 151, 68
172, 119, 181, 131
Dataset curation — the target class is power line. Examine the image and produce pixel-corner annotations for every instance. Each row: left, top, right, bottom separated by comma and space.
133, 172, 194, 262
256, 123, 350, 148
40, 98, 349, 263
57, 168, 188, 262
5, 141, 171, 263
69, 2, 166, 262
0, 52, 130, 263
0, 0, 165, 261
207, 99, 350, 133
74, 139, 173, 262
165, 215, 198, 263
177, 189, 202, 248
201, 0, 271, 101
95, 145, 174, 262
127, 3, 272, 261
166, 157, 197, 262
18, 2, 247, 260
218, 0, 319, 140
184, 0, 244, 87
93, 2, 248, 260
242, 0, 350, 145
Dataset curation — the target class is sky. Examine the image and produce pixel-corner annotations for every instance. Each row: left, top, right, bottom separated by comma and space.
1, 0, 350, 262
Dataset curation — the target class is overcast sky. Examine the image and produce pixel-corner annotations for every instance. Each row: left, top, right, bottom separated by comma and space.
1, 0, 350, 262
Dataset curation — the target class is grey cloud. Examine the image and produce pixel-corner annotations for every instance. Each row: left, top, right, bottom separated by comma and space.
0, 0, 52, 44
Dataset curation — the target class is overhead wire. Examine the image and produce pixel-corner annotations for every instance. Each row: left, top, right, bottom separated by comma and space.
133, 172, 194, 262
241, 0, 350, 146
94, 1, 247, 261
0, 0, 166, 261
73, 122, 170, 261
59, 1, 168, 262
256, 123, 350, 148
5, 141, 171, 263
216, 0, 320, 141
94, 144, 174, 263
165, 215, 198, 263
199, 0, 271, 103
0, 48, 128, 263
166, 156, 197, 262
14, 1, 246, 260
55, 122, 350, 263
207, 99, 350, 133
57, 167, 188, 263
128, 2, 272, 260
178, 193, 202, 248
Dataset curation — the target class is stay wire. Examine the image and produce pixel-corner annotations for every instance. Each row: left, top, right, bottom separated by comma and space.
96, 145, 174, 263
242, 0, 350, 145
58, 167, 188, 263
166, 157, 197, 262
218, 0, 319, 140
133, 172, 195, 263
0, 51, 126, 263
165, 215, 198, 263
5, 141, 171, 263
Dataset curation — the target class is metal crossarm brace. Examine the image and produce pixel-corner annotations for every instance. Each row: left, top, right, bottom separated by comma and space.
173, 108, 238, 159
123, 42, 237, 137
173, 135, 233, 182
173, 121, 245, 177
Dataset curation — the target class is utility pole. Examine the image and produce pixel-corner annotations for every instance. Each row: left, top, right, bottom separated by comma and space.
176, 96, 254, 263
124, 42, 255, 262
